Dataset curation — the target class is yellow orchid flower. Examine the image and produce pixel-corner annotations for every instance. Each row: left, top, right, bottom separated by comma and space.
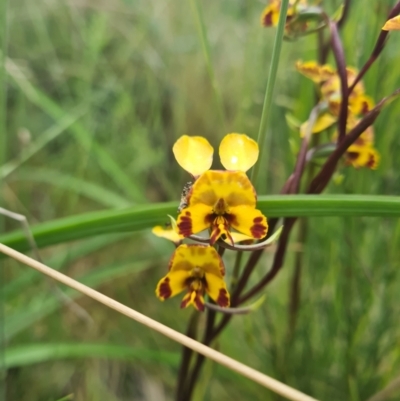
345, 144, 380, 170
330, 120, 379, 170
342, 120, 379, 170
173, 136, 214, 177
295, 60, 336, 83
382, 16, 400, 31
177, 170, 268, 245
300, 112, 337, 137
297, 61, 375, 137
173, 134, 267, 245
152, 225, 183, 244
152, 223, 253, 245
261, 0, 308, 28
156, 244, 230, 311
173, 133, 259, 177
156, 133, 267, 246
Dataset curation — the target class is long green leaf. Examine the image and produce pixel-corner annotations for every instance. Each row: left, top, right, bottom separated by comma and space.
8, 167, 131, 208
4, 343, 179, 369
0, 195, 399, 253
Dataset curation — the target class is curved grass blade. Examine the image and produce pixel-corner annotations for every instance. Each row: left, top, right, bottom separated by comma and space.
4, 233, 130, 299
0, 107, 86, 180
4, 343, 179, 369
0, 195, 400, 253
4, 255, 166, 340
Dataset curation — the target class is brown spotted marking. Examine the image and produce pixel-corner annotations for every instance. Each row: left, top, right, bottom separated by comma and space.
178, 210, 193, 236
366, 152, 377, 169
158, 277, 172, 299
217, 288, 230, 307
250, 216, 267, 238
262, 11, 274, 27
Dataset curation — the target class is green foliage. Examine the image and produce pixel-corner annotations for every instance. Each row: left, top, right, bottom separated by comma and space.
2, 0, 400, 400
1, 195, 400, 253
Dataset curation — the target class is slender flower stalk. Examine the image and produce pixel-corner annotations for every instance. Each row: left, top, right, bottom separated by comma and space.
251, 0, 291, 187
329, 21, 348, 143
348, 1, 400, 93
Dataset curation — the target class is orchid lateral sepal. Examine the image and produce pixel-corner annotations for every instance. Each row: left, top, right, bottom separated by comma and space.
188, 226, 283, 252
204, 294, 266, 315
306, 143, 337, 162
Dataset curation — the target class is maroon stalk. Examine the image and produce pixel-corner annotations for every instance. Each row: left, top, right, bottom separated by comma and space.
348, 1, 400, 94
330, 21, 349, 143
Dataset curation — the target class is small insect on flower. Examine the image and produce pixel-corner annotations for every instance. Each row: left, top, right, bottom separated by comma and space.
178, 181, 193, 213
155, 244, 230, 311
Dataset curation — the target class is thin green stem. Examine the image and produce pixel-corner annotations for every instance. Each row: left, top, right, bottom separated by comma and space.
0, 0, 7, 172
231, 251, 244, 288
189, 0, 226, 131
251, 0, 290, 186
0, 2, 8, 399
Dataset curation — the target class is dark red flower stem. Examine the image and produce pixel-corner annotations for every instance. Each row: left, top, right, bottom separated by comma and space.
307, 93, 396, 194
330, 21, 349, 143
239, 219, 297, 303
319, 0, 352, 64
287, 217, 306, 341
177, 87, 400, 400
289, 104, 321, 194
181, 308, 216, 400
231, 89, 400, 309
337, 0, 352, 30
348, 1, 400, 94
176, 311, 200, 401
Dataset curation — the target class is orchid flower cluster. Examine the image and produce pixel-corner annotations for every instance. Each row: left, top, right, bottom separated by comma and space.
156, 3, 400, 399
261, 0, 400, 172
261, 0, 325, 39
153, 134, 270, 311
296, 60, 380, 169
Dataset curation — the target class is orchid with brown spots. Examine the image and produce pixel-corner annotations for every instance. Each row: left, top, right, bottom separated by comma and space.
156, 244, 230, 311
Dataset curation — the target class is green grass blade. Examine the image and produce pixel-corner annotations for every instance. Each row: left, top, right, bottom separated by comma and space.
4, 256, 165, 340
1, 195, 399, 253
9, 167, 131, 208
0, 107, 86, 179
6, 60, 145, 202
4, 343, 179, 369
189, 0, 226, 130
251, 0, 290, 186
4, 233, 130, 299
0, 3, 8, 399
52, 395, 74, 401
0, 201, 176, 253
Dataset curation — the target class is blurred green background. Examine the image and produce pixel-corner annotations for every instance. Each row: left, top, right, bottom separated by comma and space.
2, 0, 400, 400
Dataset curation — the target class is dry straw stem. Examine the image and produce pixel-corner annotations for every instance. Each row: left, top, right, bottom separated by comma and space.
366, 375, 400, 401
0, 242, 319, 401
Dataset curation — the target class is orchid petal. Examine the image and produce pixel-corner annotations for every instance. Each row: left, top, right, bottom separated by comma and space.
173, 135, 213, 176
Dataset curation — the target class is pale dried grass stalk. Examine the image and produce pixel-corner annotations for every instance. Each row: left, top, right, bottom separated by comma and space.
0, 242, 319, 401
